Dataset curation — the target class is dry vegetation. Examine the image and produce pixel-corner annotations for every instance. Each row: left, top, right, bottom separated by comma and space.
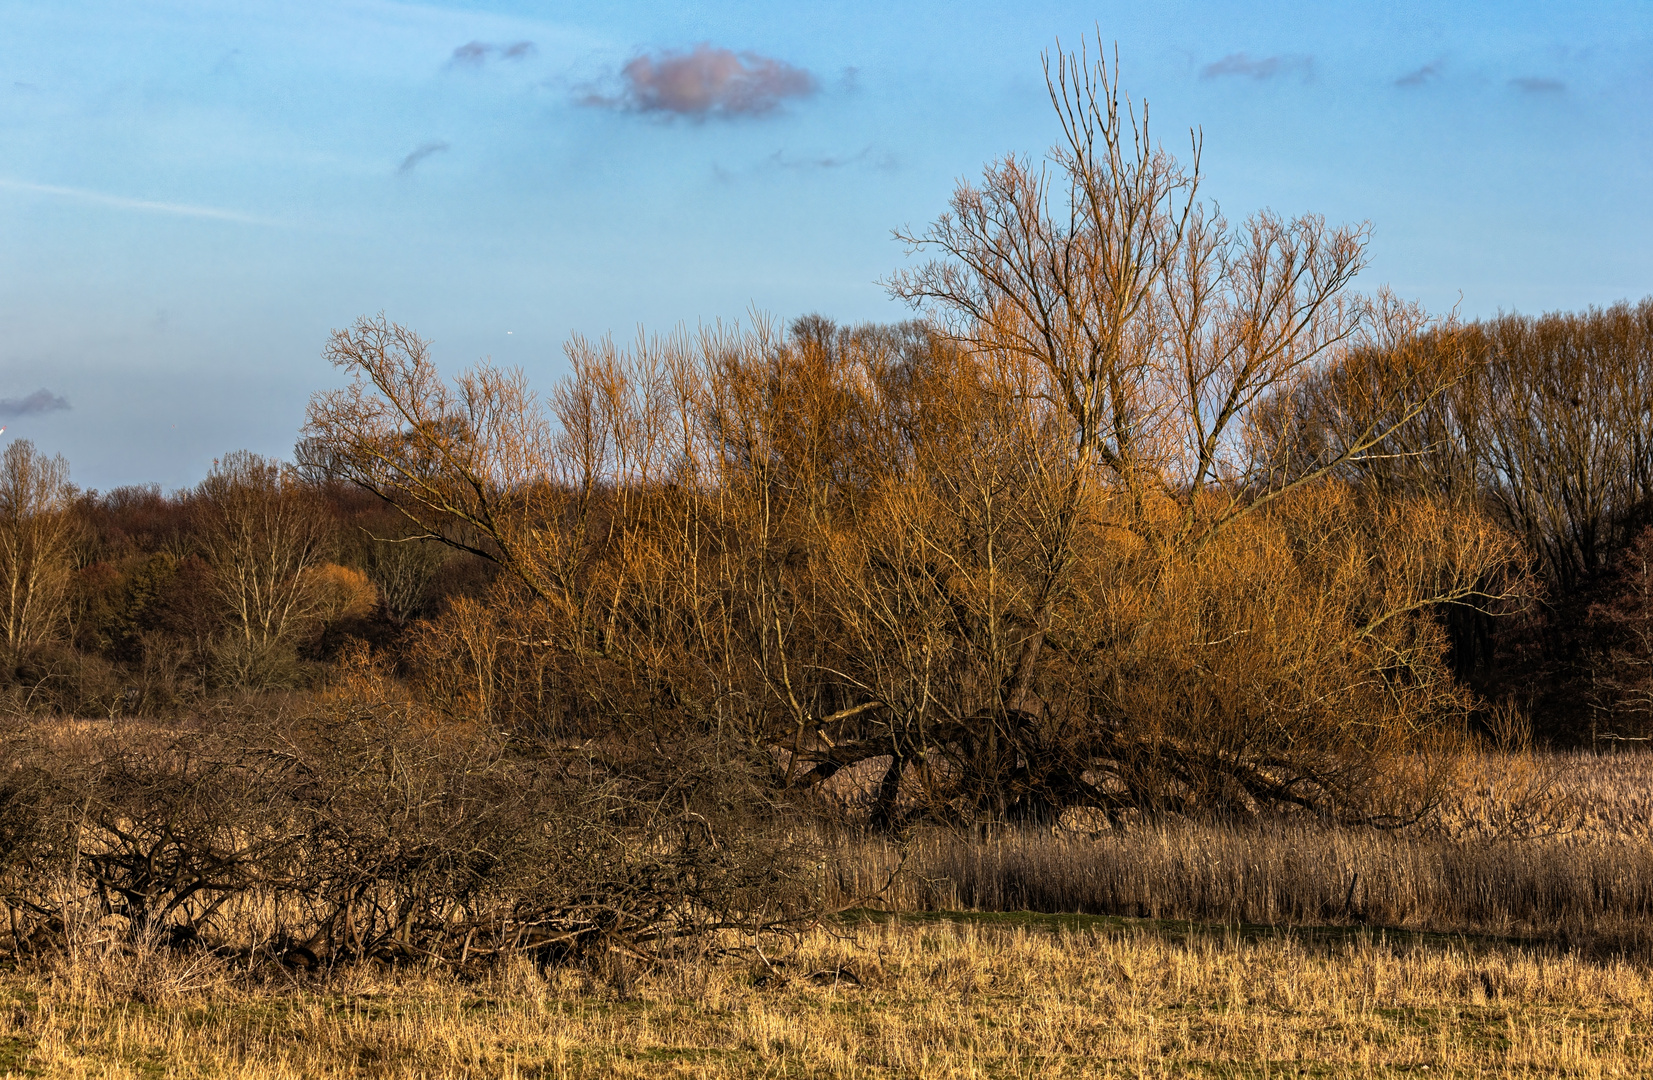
3, 738, 1653, 1075
828, 814, 1653, 952
6, 38, 1653, 1079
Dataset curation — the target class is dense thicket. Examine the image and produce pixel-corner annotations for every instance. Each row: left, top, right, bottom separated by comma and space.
19, 299, 1649, 755
0, 665, 813, 969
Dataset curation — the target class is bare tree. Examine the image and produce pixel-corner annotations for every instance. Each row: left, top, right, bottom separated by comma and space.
1587, 527, 1653, 738
0, 440, 77, 657
304, 47, 1522, 827
857, 41, 1507, 821
362, 530, 447, 627
192, 451, 331, 688
1474, 304, 1653, 597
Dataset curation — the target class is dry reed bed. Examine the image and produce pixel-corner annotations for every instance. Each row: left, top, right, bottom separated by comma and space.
827, 819, 1653, 946
1554, 750, 1653, 838
6, 920, 1653, 1077
807, 750, 1653, 946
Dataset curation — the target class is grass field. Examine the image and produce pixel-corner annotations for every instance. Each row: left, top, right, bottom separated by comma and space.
5, 913, 1653, 1077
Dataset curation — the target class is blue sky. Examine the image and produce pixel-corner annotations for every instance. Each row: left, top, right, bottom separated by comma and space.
2, 0, 1649, 491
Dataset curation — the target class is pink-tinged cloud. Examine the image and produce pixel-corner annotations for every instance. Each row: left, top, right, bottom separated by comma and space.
582, 44, 818, 118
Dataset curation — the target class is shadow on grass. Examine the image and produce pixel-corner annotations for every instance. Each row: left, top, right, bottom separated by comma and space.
835, 907, 1545, 954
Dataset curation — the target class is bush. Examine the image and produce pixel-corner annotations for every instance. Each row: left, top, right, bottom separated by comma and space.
0, 662, 817, 973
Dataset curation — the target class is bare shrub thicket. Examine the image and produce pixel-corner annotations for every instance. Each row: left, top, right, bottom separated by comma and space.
306, 46, 1519, 829
0, 664, 815, 974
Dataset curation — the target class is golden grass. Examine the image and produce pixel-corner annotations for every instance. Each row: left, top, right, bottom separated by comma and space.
1554, 750, 1653, 839
5, 918, 1653, 1078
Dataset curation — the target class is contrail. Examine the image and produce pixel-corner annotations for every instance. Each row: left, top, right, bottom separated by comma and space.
0, 178, 282, 226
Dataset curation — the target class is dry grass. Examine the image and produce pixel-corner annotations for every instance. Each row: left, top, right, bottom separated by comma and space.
6, 918, 1653, 1077
5, 748, 1653, 1077
1551, 750, 1653, 838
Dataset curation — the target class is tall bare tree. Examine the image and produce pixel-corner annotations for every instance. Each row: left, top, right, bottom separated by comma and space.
860, 41, 1508, 820
305, 46, 1522, 826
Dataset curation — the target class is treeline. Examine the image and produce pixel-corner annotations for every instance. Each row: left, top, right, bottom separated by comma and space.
14, 297, 1648, 744
1, 448, 492, 714
1305, 300, 1653, 738
3, 307, 1651, 789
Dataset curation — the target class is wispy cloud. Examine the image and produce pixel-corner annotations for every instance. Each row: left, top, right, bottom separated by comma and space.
581, 44, 817, 118
397, 141, 450, 174
767, 147, 895, 171
0, 389, 70, 420
714, 146, 897, 184
449, 41, 536, 68
1510, 76, 1565, 94
0, 178, 278, 226
1200, 53, 1314, 82
1395, 60, 1444, 88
